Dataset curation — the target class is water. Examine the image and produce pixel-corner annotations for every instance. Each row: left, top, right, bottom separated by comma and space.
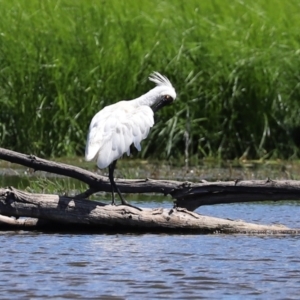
1, 199, 300, 299
1, 161, 300, 298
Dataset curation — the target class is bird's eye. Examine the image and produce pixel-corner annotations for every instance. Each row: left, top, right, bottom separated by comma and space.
164, 95, 173, 102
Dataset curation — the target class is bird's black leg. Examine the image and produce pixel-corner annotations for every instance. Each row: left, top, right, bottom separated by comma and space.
108, 162, 116, 206
108, 160, 142, 211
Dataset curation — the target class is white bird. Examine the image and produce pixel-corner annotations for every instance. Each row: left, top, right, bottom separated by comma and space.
85, 72, 176, 210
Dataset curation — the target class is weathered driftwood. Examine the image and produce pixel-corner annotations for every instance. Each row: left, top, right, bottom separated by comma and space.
0, 214, 50, 228
0, 187, 298, 234
1, 147, 300, 233
1, 147, 300, 211
175, 179, 300, 211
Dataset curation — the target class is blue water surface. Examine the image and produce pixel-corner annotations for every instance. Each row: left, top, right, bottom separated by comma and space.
1, 199, 300, 299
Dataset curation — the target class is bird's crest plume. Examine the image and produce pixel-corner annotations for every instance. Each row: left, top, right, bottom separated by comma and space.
149, 72, 173, 88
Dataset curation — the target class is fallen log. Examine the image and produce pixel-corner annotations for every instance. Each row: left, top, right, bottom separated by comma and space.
0, 214, 50, 229
0, 187, 298, 234
1, 148, 300, 211
1, 147, 300, 234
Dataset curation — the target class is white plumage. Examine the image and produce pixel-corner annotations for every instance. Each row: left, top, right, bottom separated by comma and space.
85, 103, 154, 168
85, 71, 176, 209
85, 72, 176, 168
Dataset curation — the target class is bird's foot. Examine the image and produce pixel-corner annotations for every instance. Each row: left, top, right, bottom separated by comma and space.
120, 200, 143, 211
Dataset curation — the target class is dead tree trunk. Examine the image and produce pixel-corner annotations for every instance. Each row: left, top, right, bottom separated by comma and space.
0, 147, 300, 233
1, 147, 300, 211
0, 187, 298, 234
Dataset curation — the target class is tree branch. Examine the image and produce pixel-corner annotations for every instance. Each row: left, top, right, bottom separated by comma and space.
1, 148, 300, 211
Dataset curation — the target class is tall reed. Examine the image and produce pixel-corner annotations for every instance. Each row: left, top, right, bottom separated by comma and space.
0, 0, 300, 160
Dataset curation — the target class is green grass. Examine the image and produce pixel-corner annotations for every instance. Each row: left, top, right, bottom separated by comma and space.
0, 0, 300, 160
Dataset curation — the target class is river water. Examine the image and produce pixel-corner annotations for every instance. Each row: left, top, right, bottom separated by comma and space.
1, 162, 300, 298
1, 199, 300, 299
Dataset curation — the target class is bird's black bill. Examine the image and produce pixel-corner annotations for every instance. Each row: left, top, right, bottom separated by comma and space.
152, 95, 174, 113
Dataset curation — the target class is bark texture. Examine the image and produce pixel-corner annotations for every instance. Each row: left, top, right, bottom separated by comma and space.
0, 147, 300, 234
1, 147, 300, 211
0, 187, 298, 234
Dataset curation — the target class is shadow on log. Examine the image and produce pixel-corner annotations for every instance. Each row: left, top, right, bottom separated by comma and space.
0, 147, 300, 234
0, 187, 299, 234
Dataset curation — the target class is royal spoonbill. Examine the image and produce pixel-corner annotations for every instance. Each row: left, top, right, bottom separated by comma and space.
85, 72, 176, 210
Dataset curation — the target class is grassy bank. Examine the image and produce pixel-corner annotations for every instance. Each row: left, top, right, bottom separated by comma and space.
0, 0, 300, 161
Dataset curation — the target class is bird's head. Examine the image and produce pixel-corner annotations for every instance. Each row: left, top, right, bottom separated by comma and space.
148, 72, 176, 113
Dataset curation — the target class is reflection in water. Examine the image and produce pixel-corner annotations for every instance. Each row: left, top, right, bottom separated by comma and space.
1, 202, 300, 299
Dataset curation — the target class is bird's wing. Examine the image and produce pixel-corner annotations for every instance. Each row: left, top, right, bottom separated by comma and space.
85, 106, 111, 162
130, 106, 154, 151
85, 104, 154, 169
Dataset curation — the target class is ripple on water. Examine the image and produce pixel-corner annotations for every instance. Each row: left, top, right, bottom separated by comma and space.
1, 203, 300, 299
